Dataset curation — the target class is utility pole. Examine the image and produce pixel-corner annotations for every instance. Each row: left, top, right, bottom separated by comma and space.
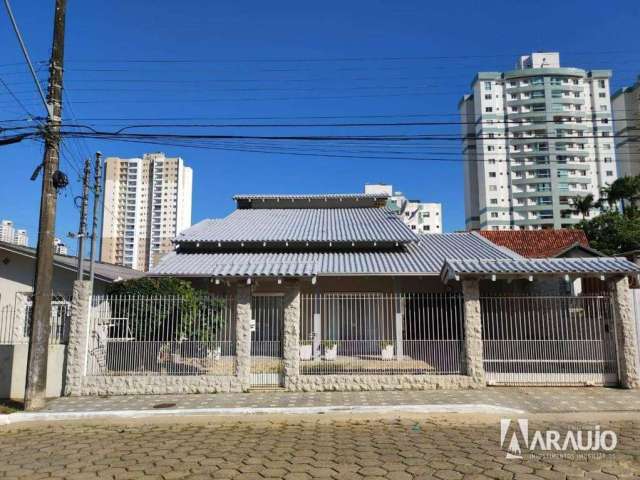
76, 159, 90, 281
24, 0, 67, 411
88, 152, 102, 287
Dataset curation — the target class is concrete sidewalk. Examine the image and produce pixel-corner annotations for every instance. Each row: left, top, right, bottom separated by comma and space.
2, 387, 640, 424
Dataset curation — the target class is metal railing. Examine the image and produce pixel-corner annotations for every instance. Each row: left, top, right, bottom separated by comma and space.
0, 294, 71, 345
481, 295, 618, 386
250, 295, 284, 386
86, 295, 236, 376
300, 293, 464, 376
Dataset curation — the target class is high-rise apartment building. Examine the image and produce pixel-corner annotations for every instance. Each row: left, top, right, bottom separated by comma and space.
0, 220, 29, 246
460, 52, 618, 231
101, 152, 193, 271
53, 237, 68, 255
364, 184, 442, 233
612, 76, 640, 178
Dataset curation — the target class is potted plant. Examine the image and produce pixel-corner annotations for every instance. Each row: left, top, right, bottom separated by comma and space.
299, 339, 312, 360
379, 341, 394, 360
323, 340, 338, 361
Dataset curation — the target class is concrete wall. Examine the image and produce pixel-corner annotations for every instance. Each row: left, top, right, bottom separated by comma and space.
0, 344, 66, 400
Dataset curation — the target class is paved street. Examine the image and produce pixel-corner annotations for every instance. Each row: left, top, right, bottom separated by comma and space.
1, 412, 639, 479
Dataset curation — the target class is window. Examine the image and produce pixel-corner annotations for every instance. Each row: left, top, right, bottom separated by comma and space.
487, 145, 495, 151
489, 185, 498, 191
510, 106, 518, 112
490, 198, 498, 205
490, 212, 499, 218
604, 157, 612, 163
484, 94, 492, 100
606, 170, 614, 176
509, 81, 517, 87
485, 107, 493, 113
488, 133, 495, 139
598, 92, 606, 98
488, 159, 496, 164
600, 105, 608, 111
598, 79, 606, 88
488, 172, 497, 178
484, 81, 492, 90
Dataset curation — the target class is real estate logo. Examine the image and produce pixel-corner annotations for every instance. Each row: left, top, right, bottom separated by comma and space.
500, 419, 617, 459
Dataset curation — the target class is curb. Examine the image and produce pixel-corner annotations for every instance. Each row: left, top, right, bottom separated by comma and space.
0, 403, 525, 425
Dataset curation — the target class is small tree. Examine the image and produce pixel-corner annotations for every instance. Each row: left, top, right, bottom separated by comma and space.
576, 211, 640, 255
106, 278, 226, 343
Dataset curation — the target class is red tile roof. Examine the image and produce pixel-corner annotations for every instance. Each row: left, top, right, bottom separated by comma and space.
477, 229, 590, 258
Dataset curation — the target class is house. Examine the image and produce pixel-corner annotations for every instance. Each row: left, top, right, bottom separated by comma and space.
0, 241, 142, 400
477, 229, 602, 259
59, 193, 640, 396
0, 240, 143, 303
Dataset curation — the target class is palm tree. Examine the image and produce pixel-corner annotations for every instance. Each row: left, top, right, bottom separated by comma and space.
571, 194, 595, 220
605, 176, 640, 216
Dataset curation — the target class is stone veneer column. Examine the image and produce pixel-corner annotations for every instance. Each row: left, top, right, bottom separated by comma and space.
283, 283, 301, 387
609, 276, 640, 389
11, 293, 29, 343
461, 279, 485, 384
235, 284, 252, 391
64, 280, 92, 396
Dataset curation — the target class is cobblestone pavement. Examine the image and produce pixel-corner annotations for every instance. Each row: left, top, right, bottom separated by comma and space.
0, 413, 638, 479
41, 387, 640, 414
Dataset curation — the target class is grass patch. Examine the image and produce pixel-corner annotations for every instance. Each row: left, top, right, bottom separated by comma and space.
0, 399, 23, 414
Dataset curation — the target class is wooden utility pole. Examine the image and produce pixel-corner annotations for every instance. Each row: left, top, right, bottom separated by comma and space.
88, 152, 102, 286
24, 0, 67, 411
76, 159, 91, 281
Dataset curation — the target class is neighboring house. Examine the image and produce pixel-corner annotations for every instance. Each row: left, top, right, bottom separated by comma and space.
0, 240, 143, 303
477, 229, 602, 259
0, 241, 142, 400
478, 229, 606, 295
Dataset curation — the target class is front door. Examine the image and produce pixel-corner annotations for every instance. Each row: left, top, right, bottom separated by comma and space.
250, 295, 284, 387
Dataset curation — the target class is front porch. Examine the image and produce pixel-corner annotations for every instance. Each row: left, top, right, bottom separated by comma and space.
61, 272, 640, 396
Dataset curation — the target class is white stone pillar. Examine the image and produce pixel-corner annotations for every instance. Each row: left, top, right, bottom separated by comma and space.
609, 277, 640, 389
64, 280, 92, 396
235, 284, 252, 391
312, 295, 321, 359
462, 279, 485, 384
283, 283, 301, 387
11, 293, 29, 344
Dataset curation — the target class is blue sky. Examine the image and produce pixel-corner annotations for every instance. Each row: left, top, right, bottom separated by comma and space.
1, 0, 639, 254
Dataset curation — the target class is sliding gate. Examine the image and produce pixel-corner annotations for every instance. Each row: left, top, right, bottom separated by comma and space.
481, 295, 619, 386
250, 295, 284, 387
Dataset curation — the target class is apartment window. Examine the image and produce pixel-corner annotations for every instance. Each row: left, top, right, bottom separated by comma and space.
598, 79, 606, 88
488, 172, 497, 178
490, 198, 498, 205
487, 145, 495, 151
484, 94, 492, 100
487, 133, 495, 139
423, 225, 430, 231
509, 81, 517, 87
510, 106, 518, 113
488, 159, 496, 164
606, 170, 614, 176
489, 185, 498, 191
600, 105, 608, 111
484, 81, 492, 90
510, 93, 518, 99
485, 107, 493, 113
598, 92, 606, 98
604, 157, 612, 163
490, 212, 499, 218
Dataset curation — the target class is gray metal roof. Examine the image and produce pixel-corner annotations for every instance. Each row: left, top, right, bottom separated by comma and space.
177, 208, 419, 244
234, 193, 388, 200
441, 257, 640, 282
152, 233, 518, 277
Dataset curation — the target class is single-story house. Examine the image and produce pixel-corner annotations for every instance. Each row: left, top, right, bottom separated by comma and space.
61, 193, 640, 396
0, 241, 141, 400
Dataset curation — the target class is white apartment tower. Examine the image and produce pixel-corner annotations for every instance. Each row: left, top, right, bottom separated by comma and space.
0, 220, 28, 246
612, 76, 640, 178
101, 153, 193, 271
364, 184, 442, 233
460, 52, 618, 230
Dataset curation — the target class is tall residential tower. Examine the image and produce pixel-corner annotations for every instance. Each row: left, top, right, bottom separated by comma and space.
612, 76, 640, 178
460, 52, 617, 231
100, 153, 193, 271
